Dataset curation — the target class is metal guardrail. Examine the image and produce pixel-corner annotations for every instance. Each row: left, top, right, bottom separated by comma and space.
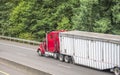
0, 35, 40, 45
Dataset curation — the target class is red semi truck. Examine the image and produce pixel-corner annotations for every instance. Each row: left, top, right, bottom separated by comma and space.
37, 30, 67, 61
37, 30, 120, 75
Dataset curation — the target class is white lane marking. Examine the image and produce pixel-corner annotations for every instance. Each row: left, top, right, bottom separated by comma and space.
0, 42, 35, 51
58, 64, 72, 69
0, 70, 10, 75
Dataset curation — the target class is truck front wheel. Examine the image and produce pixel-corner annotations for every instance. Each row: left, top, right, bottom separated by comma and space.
37, 49, 43, 56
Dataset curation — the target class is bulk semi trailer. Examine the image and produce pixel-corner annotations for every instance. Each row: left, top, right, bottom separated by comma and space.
37, 31, 120, 75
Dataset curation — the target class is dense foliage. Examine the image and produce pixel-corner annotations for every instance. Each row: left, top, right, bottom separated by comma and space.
0, 0, 120, 41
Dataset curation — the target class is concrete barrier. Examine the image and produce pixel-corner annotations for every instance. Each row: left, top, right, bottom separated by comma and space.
0, 57, 51, 75
0, 35, 40, 45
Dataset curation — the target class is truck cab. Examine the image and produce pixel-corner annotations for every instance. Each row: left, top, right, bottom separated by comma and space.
37, 30, 65, 58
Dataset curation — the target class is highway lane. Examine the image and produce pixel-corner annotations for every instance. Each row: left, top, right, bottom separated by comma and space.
0, 39, 113, 75
0, 63, 26, 75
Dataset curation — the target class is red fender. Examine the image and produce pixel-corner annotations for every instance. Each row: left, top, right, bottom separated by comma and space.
38, 43, 45, 54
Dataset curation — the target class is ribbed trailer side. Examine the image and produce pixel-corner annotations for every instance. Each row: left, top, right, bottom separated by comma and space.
59, 31, 120, 70
60, 35, 74, 56
73, 37, 120, 70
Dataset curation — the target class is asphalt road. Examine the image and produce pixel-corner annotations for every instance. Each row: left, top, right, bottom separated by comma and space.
0, 63, 26, 75
0, 39, 113, 75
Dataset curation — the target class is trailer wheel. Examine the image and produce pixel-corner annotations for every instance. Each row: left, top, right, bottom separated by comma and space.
59, 54, 64, 62
53, 53, 58, 59
37, 49, 43, 56
64, 56, 70, 63
114, 67, 120, 75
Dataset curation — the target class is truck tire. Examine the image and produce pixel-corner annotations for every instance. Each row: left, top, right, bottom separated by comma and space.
59, 54, 64, 62
53, 53, 58, 59
37, 49, 43, 56
114, 67, 120, 75
64, 56, 70, 63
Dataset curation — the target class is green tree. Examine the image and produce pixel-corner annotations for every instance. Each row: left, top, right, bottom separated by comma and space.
72, 0, 98, 31
0, 0, 120, 41
8, 0, 36, 39
111, 0, 120, 34
94, 18, 111, 33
